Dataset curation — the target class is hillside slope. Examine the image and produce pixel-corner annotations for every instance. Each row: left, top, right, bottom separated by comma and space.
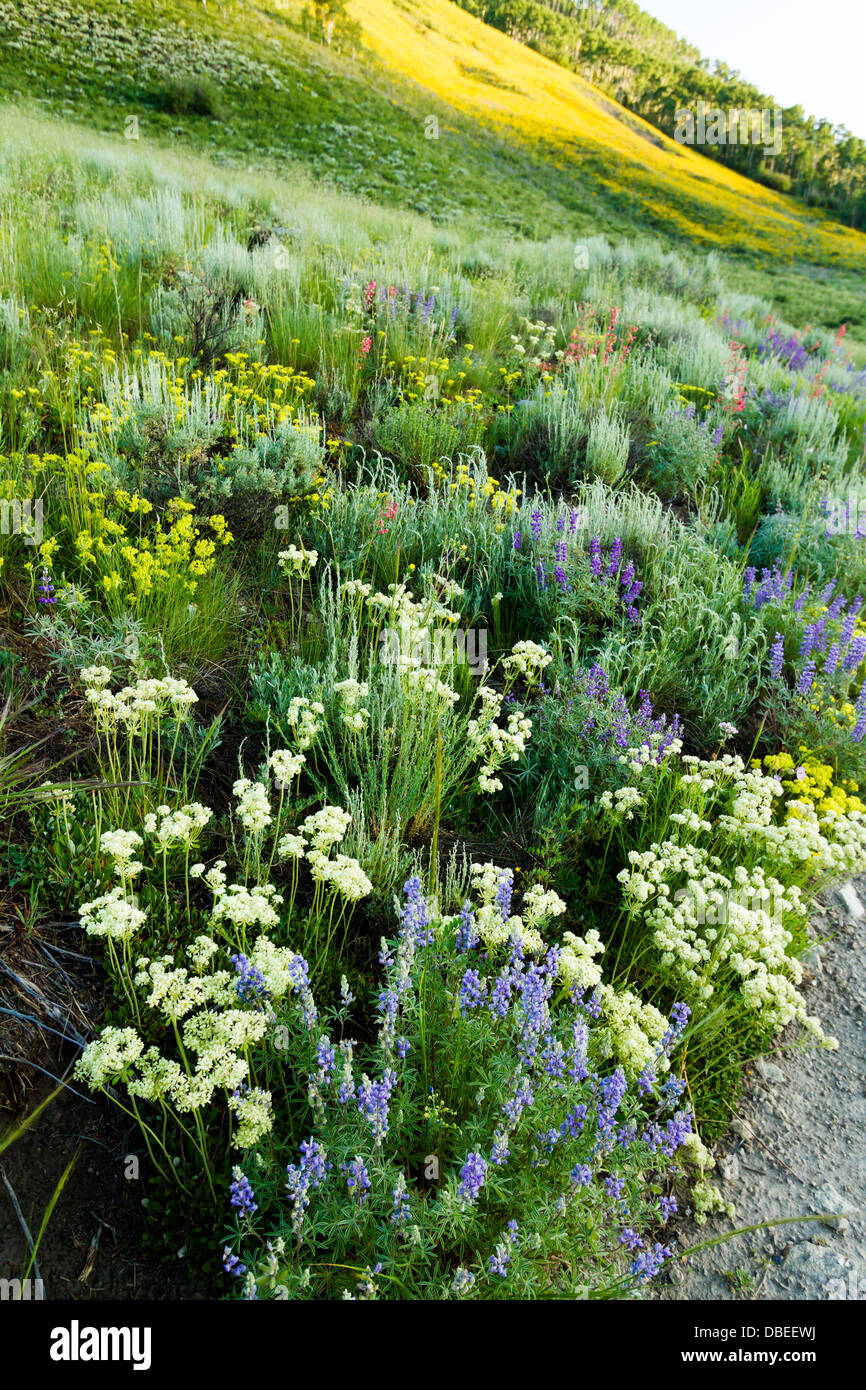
0, 0, 864, 330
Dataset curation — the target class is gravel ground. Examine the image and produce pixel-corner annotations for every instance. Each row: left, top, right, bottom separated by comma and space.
652, 876, 866, 1302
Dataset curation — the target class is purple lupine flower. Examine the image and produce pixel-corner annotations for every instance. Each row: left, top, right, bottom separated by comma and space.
457, 1152, 487, 1205
37, 569, 56, 605
799, 624, 815, 659
568, 508, 580, 534
571, 1164, 592, 1186
400, 875, 434, 945
596, 1068, 628, 1132
344, 1157, 371, 1202
743, 567, 756, 601
459, 967, 487, 1014
488, 969, 513, 1018
619, 1228, 643, 1251
285, 955, 316, 1028
230, 952, 269, 1004
536, 560, 546, 590
299, 1138, 328, 1185
490, 1131, 510, 1166
769, 631, 785, 679
659, 1194, 678, 1221
561, 1100, 589, 1134
586, 663, 609, 699
316, 1036, 336, 1079
555, 540, 567, 564
554, 565, 568, 589
356, 1070, 397, 1143
798, 662, 818, 695
605, 1175, 626, 1200
844, 637, 866, 672
502, 1075, 534, 1122
456, 901, 478, 952
556, 512, 566, 533
632, 1243, 672, 1281
222, 1248, 246, 1277
659, 1002, 690, 1054
496, 868, 513, 920
391, 1179, 410, 1224
530, 509, 543, 542
841, 610, 858, 647
661, 1077, 687, 1108
644, 1109, 694, 1157
589, 536, 603, 577
607, 537, 623, 576
823, 641, 841, 675
637, 1067, 655, 1096
852, 713, 866, 743
512, 529, 521, 551
229, 1168, 257, 1215
819, 578, 837, 605
396, 1036, 410, 1059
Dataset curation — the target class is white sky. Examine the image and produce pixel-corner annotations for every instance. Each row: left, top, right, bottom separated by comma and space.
640, 0, 866, 139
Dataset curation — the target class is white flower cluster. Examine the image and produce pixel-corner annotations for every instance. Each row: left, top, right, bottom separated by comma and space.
75, 1026, 144, 1086
301, 805, 352, 853
616, 834, 834, 1043
76, 932, 311, 1147
502, 640, 552, 687
619, 735, 683, 776
598, 785, 645, 821
467, 687, 533, 793
143, 802, 213, 848
466, 864, 563, 954
100, 828, 144, 879
522, 883, 567, 929
596, 985, 669, 1078
211, 882, 284, 931
273, 805, 373, 902
228, 1087, 274, 1149
278, 544, 318, 575
269, 748, 306, 790
402, 665, 459, 706
233, 779, 273, 835
331, 678, 370, 733
310, 852, 374, 901
286, 696, 325, 750
333, 679, 370, 732
79, 885, 147, 941
80, 668, 198, 732
558, 929, 605, 991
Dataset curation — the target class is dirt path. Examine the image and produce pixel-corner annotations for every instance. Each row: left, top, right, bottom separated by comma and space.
653, 876, 866, 1302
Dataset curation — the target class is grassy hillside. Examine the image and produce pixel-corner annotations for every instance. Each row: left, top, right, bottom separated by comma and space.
2, 0, 866, 1305
1, 0, 865, 338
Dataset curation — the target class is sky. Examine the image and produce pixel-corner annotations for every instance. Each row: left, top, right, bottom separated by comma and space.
641, 0, 866, 140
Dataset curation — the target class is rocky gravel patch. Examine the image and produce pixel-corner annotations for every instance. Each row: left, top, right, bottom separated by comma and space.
652, 876, 866, 1302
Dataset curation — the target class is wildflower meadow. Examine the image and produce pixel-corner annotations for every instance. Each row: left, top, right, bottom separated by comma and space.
1, 0, 865, 1336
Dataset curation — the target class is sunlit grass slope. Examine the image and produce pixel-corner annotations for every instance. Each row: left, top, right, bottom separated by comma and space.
0, 0, 864, 329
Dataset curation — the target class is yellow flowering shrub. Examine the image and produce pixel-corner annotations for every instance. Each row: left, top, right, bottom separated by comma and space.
759, 749, 862, 820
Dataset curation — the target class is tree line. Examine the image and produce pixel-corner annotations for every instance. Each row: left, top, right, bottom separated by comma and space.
455, 0, 866, 228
